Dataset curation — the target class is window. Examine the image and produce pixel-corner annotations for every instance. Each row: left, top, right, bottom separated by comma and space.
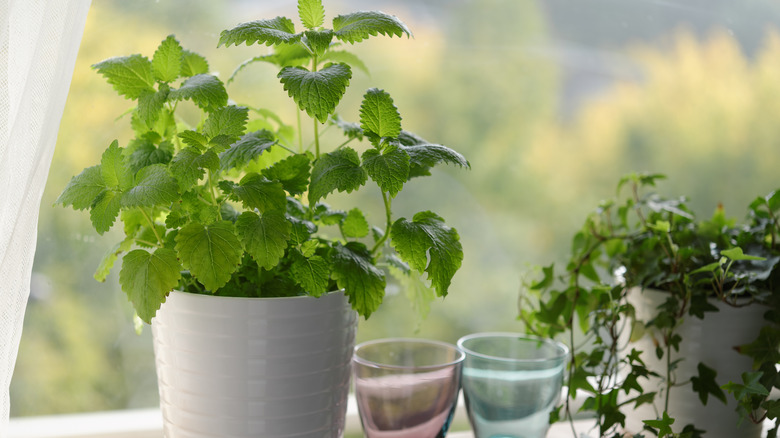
12, 0, 780, 424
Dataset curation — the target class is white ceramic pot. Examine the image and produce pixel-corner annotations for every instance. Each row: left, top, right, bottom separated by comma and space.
624, 288, 766, 438
151, 290, 357, 438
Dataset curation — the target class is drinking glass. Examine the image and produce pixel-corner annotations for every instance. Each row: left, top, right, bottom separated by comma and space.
457, 333, 568, 438
353, 338, 465, 438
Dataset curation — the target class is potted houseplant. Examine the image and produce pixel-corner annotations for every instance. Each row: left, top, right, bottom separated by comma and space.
521, 173, 780, 438
56, 0, 469, 436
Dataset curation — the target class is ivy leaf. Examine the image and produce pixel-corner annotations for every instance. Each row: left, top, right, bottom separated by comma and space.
151, 35, 183, 83
100, 140, 133, 191
299, 0, 325, 29
219, 130, 277, 171
359, 88, 401, 140
333, 11, 412, 44
331, 242, 385, 317
180, 50, 209, 77
90, 189, 123, 234
94, 237, 134, 282
92, 54, 155, 99
235, 211, 291, 270
175, 221, 242, 292
691, 362, 727, 405
56, 165, 107, 210
170, 147, 219, 192
261, 153, 312, 195
278, 63, 352, 123
228, 173, 287, 213
290, 250, 330, 297
342, 208, 369, 238
308, 147, 367, 204
390, 211, 463, 297
119, 248, 182, 324
122, 164, 179, 208
401, 143, 470, 179
203, 105, 249, 141
169, 74, 228, 112
642, 411, 675, 437
361, 144, 409, 197
721, 247, 766, 262
218, 17, 301, 47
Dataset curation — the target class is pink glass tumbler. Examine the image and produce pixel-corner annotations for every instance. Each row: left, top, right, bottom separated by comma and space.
353, 338, 465, 438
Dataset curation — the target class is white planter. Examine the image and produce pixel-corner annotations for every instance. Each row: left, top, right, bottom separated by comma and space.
151, 290, 357, 438
624, 288, 766, 438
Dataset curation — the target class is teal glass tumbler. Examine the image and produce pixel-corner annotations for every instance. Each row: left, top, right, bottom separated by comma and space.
353, 338, 465, 438
457, 333, 568, 438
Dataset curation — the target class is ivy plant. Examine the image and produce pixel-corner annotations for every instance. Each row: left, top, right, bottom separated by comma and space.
521, 173, 780, 438
57, 0, 468, 324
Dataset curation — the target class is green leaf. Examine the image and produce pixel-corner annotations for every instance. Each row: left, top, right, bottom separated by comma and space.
299, 0, 325, 29
94, 237, 134, 282
332, 242, 385, 317
128, 140, 173, 173
290, 250, 330, 297
230, 173, 287, 213
219, 130, 277, 171
388, 263, 436, 321
218, 17, 300, 47
288, 216, 317, 245
203, 105, 249, 141
122, 164, 179, 208
261, 153, 312, 195
170, 147, 219, 191
175, 221, 242, 292
151, 35, 183, 83
308, 147, 367, 204
90, 189, 123, 234
56, 165, 106, 210
169, 74, 228, 112
227, 45, 311, 85
119, 248, 182, 324
722, 372, 770, 401
137, 86, 170, 126
361, 144, 409, 197
642, 411, 675, 437
359, 88, 401, 140
92, 54, 155, 99
530, 264, 555, 290
390, 211, 463, 297
342, 208, 369, 238
721, 247, 766, 262
180, 50, 209, 77
235, 211, 291, 270
178, 130, 209, 150
302, 29, 333, 57
320, 51, 369, 75
278, 63, 352, 123
401, 143, 470, 178
332, 11, 412, 44
691, 362, 727, 405
100, 140, 133, 190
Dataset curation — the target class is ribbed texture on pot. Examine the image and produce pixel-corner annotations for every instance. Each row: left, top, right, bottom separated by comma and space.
151, 291, 357, 438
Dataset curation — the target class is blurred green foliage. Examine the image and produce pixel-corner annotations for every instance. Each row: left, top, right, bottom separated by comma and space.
10, 0, 780, 418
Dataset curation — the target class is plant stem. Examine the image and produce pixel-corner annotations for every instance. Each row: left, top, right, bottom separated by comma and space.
311, 54, 321, 158
296, 109, 303, 154
207, 169, 219, 206
665, 332, 672, 413
371, 191, 393, 255
139, 208, 163, 247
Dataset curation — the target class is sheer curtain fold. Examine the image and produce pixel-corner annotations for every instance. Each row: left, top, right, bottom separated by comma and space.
0, 0, 91, 434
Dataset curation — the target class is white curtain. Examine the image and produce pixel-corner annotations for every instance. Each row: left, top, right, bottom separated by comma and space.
0, 0, 91, 434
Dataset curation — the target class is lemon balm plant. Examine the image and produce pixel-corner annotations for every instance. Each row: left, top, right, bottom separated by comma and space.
56, 0, 468, 325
